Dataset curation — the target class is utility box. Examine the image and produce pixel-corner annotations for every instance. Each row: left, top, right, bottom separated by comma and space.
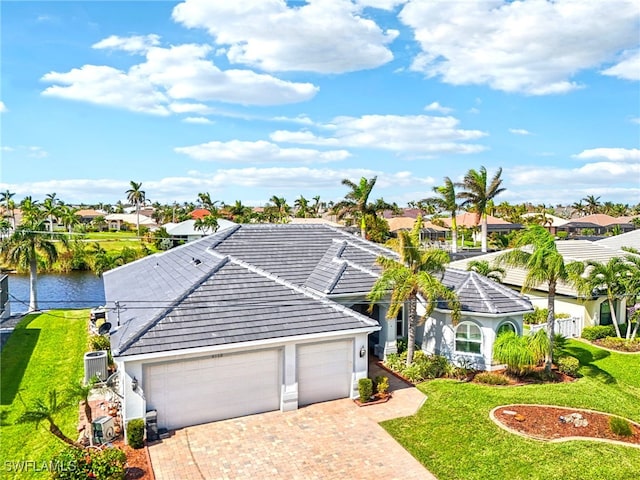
145, 410, 158, 442
84, 350, 108, 384
93, 416, 117, 444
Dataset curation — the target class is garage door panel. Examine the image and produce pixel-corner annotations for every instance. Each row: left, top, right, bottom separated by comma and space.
145, 349, 281, 430
297, 340, 352, 406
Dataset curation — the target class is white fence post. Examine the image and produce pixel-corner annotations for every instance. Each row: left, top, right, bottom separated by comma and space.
526, 316, 583, 338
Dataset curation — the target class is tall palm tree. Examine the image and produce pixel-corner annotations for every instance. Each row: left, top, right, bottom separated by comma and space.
498, 225, 583, 373
368, 216, 461, 365
582, 195, 601, 215
466, 259, 505, 282
623, 250, 640, 340
1, 190, 15, 228
312, 195, 322, 217
573, 257, 630, 338
571, 200, 586, 217
1, 218, 66, 311
125, 181, 146, 236
194, 214, 219, 234
266, 196, 290, 223
427, 177, 460, 253
457, 166, 506, 253
20, 196, 42, 224
17, 390, 84, 448
42, 193, 61, 233
59, 205, 80, 233
334, 176, 378, 239
294, 196, 311, 218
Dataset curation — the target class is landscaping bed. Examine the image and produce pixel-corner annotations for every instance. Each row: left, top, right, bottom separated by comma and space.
493, 404, 640, 446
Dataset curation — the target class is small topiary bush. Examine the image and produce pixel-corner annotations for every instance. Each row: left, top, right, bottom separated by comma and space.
374, 375, 389, 395
581, 325, 616, 341
474, 372, 510, 385
609, 416, 633, 437
127, 418, 145, 449
358, 378, 373, 402
557, 355, 580, 377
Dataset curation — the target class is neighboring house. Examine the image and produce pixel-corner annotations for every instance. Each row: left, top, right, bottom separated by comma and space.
103, 224, 533, 433
520, 213, 569, 235
449, 232, 640, 333
189, 208, 211, 220
440, 213, 523, 238
163, 218, 237, 243
76, 209, 106, 224
386, 217, 449, 243
0, 274, 9, 320
288, 218, 343, 227
105, 213, 156, 231
558, 214, 636, 236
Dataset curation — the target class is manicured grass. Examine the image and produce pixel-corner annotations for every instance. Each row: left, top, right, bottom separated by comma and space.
382, 340, 640, 480
0, 310, 89, 479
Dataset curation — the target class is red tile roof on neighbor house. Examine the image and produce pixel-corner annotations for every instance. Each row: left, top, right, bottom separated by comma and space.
190, 208, 211, 220
440, 212, 514, 228
571, 214, 634, 226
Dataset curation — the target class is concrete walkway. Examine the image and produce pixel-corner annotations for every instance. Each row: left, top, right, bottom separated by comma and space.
149, 363, 432, 480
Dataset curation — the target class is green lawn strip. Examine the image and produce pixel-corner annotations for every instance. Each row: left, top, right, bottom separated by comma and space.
0, 310, 89, 479
382, 340, 640, 480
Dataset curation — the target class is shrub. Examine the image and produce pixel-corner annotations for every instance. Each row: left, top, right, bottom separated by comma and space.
358, 378, 373, 402
474, 372, 509, 385
51, 446, 127, 480
524, 307, 548, 325
384, 353, 405, 373
374, 376, 389, 395
494, 331, 545, 376
396, 338, 408, 354
609, 416, 633, 437
127, 418, 145, 449
556, 231, 568, 240
90, 334, 111, 351
582, 325, 616, 341
557, 356, 580, 377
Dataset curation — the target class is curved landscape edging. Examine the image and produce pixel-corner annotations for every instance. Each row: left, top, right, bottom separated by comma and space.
489, 404, 640, 449
573, 337, 640, 355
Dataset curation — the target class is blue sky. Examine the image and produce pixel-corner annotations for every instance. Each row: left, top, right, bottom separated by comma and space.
1, 0, 639, 208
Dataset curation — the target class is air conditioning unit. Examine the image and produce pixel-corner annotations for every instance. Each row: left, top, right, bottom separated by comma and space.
93, 416, 117, 444
84, 350, 108, 384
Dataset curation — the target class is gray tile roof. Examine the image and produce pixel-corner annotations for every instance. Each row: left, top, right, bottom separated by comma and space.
104, 224, 533, 357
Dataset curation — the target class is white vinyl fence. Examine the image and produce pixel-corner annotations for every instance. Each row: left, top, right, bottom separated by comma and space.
528, 316, 584, 338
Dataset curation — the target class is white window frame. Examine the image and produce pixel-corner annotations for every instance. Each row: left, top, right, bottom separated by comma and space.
455, 321, 483, 355
496, 321, 517, 337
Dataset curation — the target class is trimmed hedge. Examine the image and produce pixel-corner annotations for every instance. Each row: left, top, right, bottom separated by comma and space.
581, 325, 616, 341
358, 378, 373, 402
127, 418, 145, 449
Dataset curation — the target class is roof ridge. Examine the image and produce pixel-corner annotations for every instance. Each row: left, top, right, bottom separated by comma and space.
227, 254, 378, 327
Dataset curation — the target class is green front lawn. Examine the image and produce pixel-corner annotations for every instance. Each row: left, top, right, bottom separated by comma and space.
383, 340, 640, 480
0, 310, 89, 479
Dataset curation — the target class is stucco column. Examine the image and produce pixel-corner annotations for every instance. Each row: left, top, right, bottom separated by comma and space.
352, 333, 369, 398
378, 304, 397, 359
281, 344, 298, 411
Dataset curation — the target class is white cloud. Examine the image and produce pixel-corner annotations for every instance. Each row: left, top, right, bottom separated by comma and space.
169, 102, 213, 114
573, 148, 640, 163
182, 116, 212, 124
271, 115, 315, 125
601, 49, 640, 81
0, 101, 7, 113
631, 117, 640, 125
1, 145, 48, 158
41, 43, 318, 112
92, 34, 161, 54
172, 0, 398, 73
356, 0, 407, 10
424, 101, 453, 114
270, 114, 487, 155
509, 128, 532, 136
174, 140, 350, 163
1, 146, 14, 152
400, 0, 639, 95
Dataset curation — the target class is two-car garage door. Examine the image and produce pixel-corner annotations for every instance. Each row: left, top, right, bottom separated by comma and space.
144, 349, 281, 430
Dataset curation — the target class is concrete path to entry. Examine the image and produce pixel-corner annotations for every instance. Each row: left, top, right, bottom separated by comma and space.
149, 364, 434, 480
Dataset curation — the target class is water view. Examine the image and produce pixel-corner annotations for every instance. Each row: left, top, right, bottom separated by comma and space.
7, 272, 105, 314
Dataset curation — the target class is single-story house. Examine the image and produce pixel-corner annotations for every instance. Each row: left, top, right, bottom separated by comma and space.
440, 212, 523, 239
163, 218, 236, 243
105, 213, 157, 231
520, 213, 569, 235
103, 224, 532, 432
386, 217, 449, 243
558, 214, 636, 236
449, 230, 640, 334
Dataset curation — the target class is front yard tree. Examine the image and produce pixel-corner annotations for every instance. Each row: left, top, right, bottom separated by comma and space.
498, 225, 582, 373
574, 257, 631, 338
1, 218, 66, 311
457, 166, 506, 253
368, 216, 460, 365
126, 181, 146, 237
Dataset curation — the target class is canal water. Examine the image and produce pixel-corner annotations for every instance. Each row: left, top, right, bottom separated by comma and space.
7, 272, 105, 314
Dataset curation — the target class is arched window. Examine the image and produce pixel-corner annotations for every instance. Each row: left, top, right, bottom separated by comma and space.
455, 322, 482, 354
497, 321, 517, 337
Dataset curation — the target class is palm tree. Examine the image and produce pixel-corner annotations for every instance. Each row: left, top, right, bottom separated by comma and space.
17, 390, 84, 448
497, 225, 583, 373
42, 193, 61, 233
265, 196, 290, 223
334, 176, 378, 239
573, 257, 631, 338
571, 200, 586, 217
466, 259, 505, 282
68, 378, 98, 446
582, 195, 601, 215
20, 196, 43, 224
312, 195, 322, 217
457, 166, 506, 253
427, 177, 460, 253
125, 181, 146, 236
59, 205, 80, 233
194, 214, 219, 234
1, 218, 66, 311
623, 250, 640, 340
368, 216, 461, 365
1, 190, 15, 228
294, 196, 311, 218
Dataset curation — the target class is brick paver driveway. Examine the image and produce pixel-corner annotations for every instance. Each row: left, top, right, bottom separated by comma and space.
149, 372, 435, 480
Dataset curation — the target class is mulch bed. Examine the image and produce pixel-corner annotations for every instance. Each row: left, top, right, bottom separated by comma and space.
472, 367, 575, 386
112, 439, 155, 480
493, 405, 640, 446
